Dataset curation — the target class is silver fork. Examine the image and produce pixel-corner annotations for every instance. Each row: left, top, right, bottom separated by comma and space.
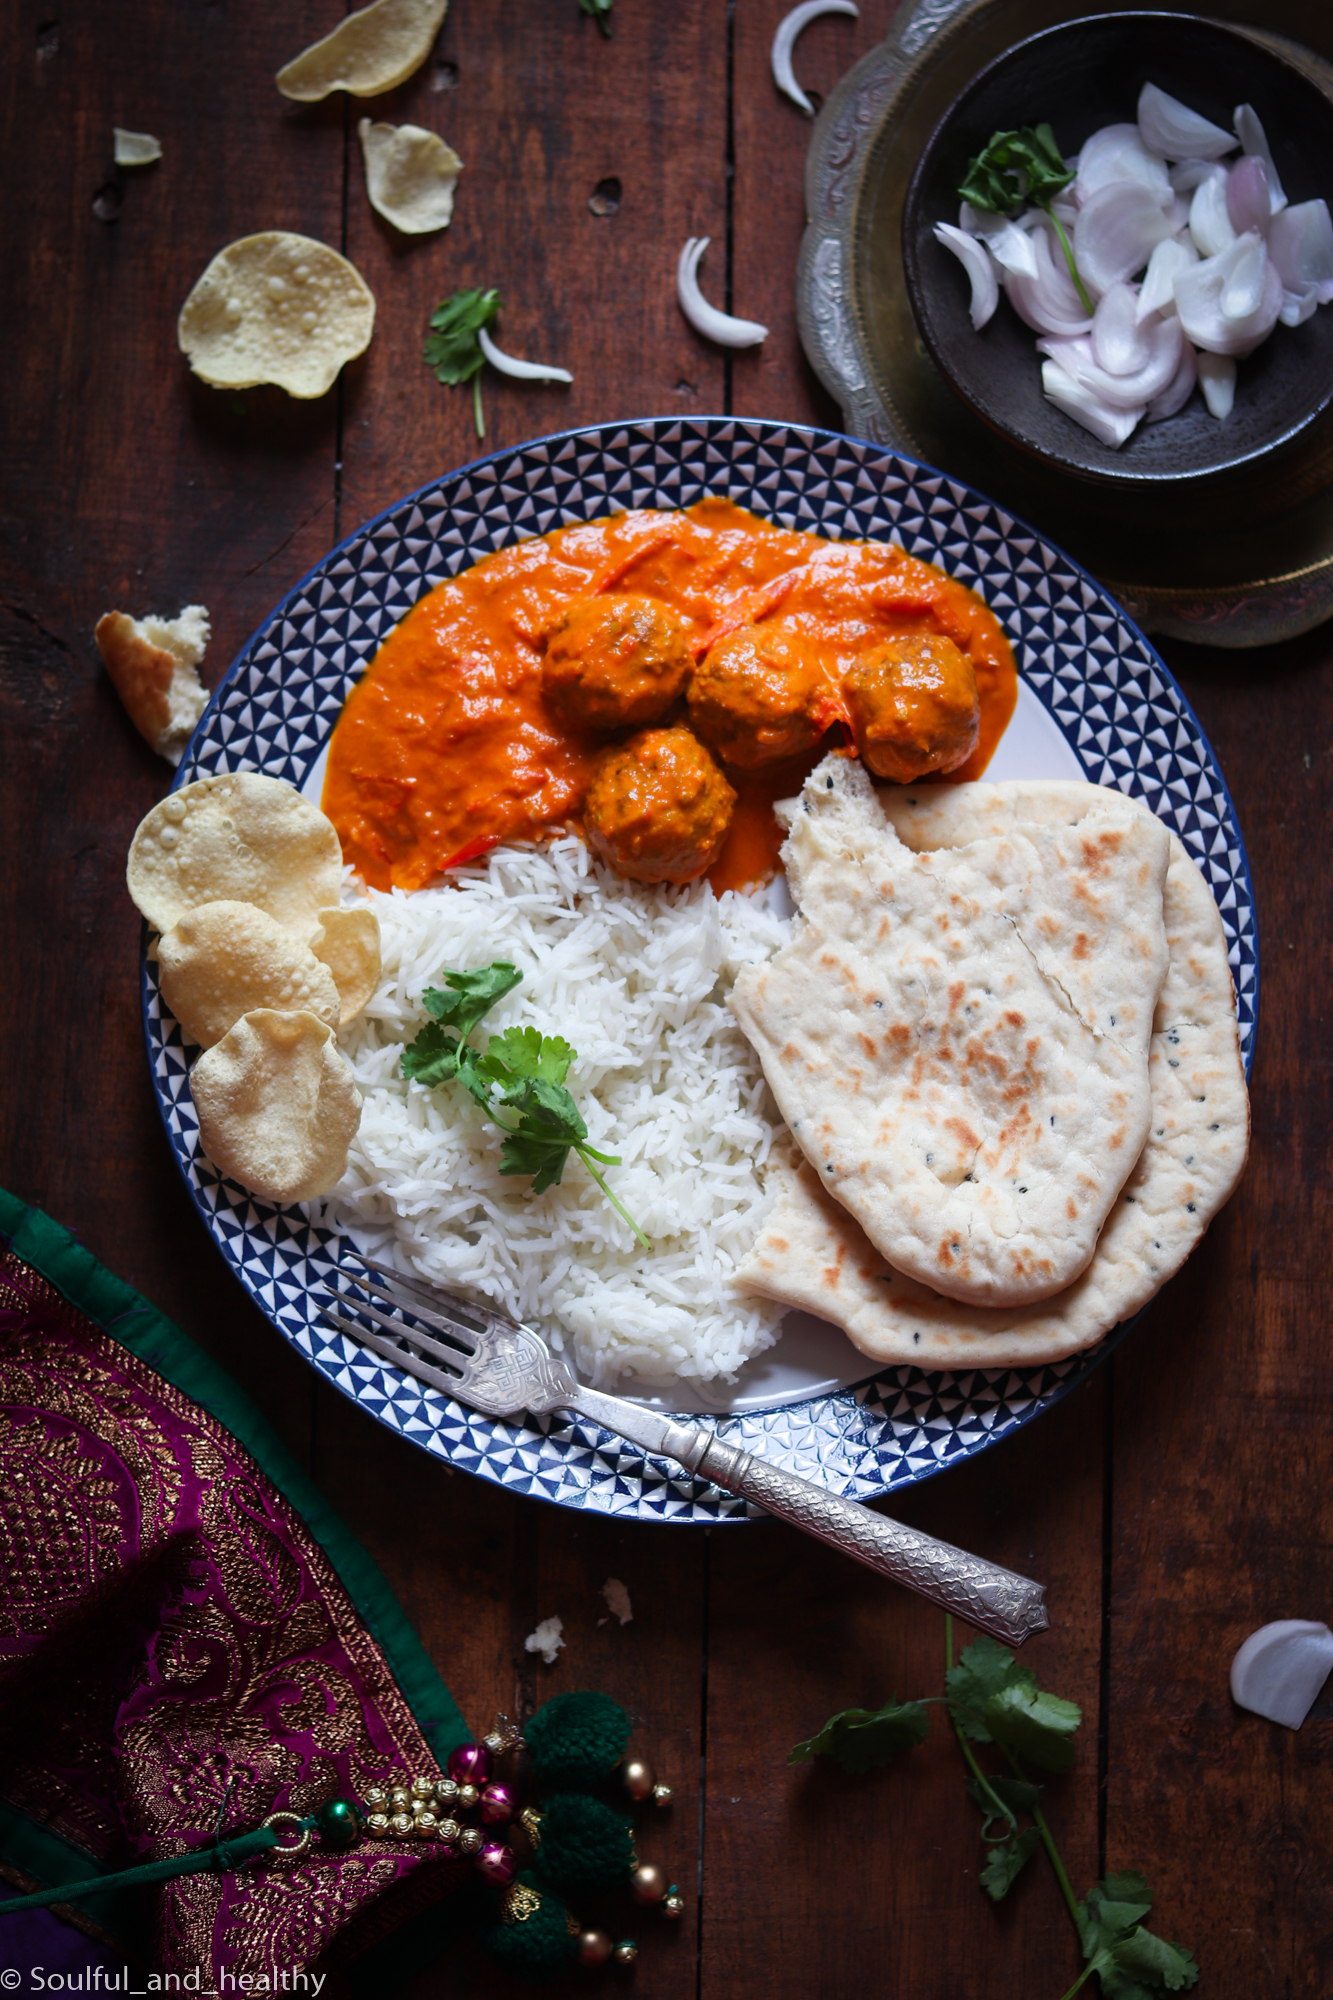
318, 1256, 1050, 1647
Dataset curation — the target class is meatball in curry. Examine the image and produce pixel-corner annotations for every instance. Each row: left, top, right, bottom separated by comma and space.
542, 593, 693, 734
584, 726, 736, 884
687, 622, 839, 769
842, 631, 980, 783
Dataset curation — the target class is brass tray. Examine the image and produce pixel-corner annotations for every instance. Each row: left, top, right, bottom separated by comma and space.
796, 0, 1333, 646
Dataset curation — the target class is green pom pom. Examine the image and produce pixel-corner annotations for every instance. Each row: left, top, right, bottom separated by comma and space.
525, 1689, 631, 1788
532, 1792, 635, 1896
479, 1875, 577, 1981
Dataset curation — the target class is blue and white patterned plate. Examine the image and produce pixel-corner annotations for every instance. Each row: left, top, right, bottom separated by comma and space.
145, 418, 1257, 1521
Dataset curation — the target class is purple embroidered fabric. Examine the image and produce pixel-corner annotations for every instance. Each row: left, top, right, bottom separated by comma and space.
0, 1241, 466, 1981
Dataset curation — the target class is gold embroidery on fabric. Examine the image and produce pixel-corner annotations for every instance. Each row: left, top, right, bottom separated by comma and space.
0, 1414, 124, 1631
224, 1856, 401, 1978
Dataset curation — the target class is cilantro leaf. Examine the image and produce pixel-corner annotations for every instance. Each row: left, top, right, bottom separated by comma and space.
983, 1680, 1082, 1773
979, 1825, 1041, 1902
1076, 1875, 1199, 1996
401, 1026, 492, 1106
424, 288, 502, 437
965, 1772, 1043, 1840
422, 963, 522, 1040
788, 1697, 930, 1773
579, 0, 615, 35
958, 124, 1072, 215
484, 1025, 576, 1088
946, 1635, 1033, 1741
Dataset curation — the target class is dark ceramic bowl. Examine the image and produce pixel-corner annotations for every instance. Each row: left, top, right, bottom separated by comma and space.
901, 12, 1333, 490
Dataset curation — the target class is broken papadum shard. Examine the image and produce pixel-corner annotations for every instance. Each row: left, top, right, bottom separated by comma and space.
359, 119, 462, 233
730, 757, 1169, 1309
158, 900, 341, 1050
277, 0, 449, 101
95, 604, 210, 766
736, 782, 1248, 1366
306, 906, 381, 1025
127, 773, 344, 938
113, 128, 161, 167
190, 1009, 362, 1205
177, 233, 375, 399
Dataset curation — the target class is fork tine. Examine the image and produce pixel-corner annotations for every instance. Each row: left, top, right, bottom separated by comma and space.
322, 1308, 465, 1399
338, 1262, 483, 1352
354, 1254, 522, 1338
317, 1285, 474, 1372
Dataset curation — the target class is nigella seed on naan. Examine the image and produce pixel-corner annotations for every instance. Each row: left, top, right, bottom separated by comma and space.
729, 757, 1170, 1309
737, 785, 1248, 1366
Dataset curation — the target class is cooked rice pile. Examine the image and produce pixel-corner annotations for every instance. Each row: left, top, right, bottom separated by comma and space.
317, 837, 792, 1387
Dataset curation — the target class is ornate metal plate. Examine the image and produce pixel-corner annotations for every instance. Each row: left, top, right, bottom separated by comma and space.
143, 417, 1258, 1521
797, 0, 1333, 647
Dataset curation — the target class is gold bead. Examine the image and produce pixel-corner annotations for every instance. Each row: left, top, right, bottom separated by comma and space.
410, 1775, 435, 1799
457, 1783, 480, 1810
662, 1892, 685, 1919
457, 1827, 483, 1856
631, 1862, 667, 1905
389, 1788, 411, 1813
577, 1929, 613, 1967
621, 1757, 655, 1802
415, 1811, 438, 1834
366, 1812, 390, 1835
389, 1813, 414, 1837
434, 1777, 459, 1806
613, 1942, 638, 1965
364, 1787, 388, 1811
482, 1731, 505, 1756
438, 1818, 461, 1844
651, 1782, 673, 1809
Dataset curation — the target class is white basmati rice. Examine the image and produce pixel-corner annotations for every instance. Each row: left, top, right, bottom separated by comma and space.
315, 836, 793, 1388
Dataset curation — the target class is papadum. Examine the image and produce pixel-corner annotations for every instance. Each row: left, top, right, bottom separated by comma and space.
191, 1009, 362, 1205
127, 773, 344, 937
178, 234, 375, 400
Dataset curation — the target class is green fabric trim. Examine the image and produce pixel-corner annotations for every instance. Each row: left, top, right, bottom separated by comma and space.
0, 1799, 150, 1959
0, 1188, 471, 1773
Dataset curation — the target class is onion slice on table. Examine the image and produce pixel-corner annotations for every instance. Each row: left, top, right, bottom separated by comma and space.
1075, 122, 1172, 206
676, 237, 768, 347
1196, 349, 1237, 419
1267, 199, 1333, 304
477, 326, 572, 384
1137, 82, 1236, 163
934, 222, 999, 330
1040, 359, 1143, 446
1074, 183, 1174, 297
1230, 1620, 1333, 1728
771, 1, 858, 117
1234, 104, 1287, 213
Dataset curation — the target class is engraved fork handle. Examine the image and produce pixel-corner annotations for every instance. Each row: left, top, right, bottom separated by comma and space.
674, 1423, 1048, 1646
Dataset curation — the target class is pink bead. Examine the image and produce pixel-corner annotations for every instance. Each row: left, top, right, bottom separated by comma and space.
475, 1841, 518, 1886
447, 1741, 493, 1786
479, 1783, 515, 1826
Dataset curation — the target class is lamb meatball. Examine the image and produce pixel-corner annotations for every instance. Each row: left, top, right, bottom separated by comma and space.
542, 593, 693, 733
687, 623, 834, 769
843, 632, 980, 783
584, 727, 736, 884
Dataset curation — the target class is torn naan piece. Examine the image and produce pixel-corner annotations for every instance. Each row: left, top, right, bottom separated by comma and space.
737, 793, 1248, 1367
730, 757, 1170, 1308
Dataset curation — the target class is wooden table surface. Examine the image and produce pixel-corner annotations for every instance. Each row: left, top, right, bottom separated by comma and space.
4, 3, 1331, 1994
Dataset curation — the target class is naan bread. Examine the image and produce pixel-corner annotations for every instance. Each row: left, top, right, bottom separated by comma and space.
736, 786, 1248, 1367
730, 757, 1169, 1307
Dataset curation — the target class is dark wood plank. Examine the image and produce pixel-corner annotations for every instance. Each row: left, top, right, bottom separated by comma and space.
338, 0, 729, 528
0, 2, 346, 1448
1107, 631, 1333, 1997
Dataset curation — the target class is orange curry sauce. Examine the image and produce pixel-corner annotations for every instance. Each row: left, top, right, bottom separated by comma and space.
322, 498, 1018, 895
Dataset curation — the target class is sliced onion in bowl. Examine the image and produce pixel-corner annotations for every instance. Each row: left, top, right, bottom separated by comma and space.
1092, 282, 1150, 373
934, 222, 999, 330
1234, 104, 1287, 213
1280, 285, 1319, 327
1041, 312, 1182, 409
1002, 220, 1093, 336
1041, 357, 1143, 445
1189, 170, 1236, 258
1227, 155, 1272, 239
1075, 122, 1172, 207
1197, 348, 1237, 418
1137, 82, 1236, 163
1175, 233, 1282, 355
1146, 337, 1198, 420
1138, 236, 1196, 319
1267, 199, 1333, 305
1074, 182, 1174, 297
1170, 157, 1226, 193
